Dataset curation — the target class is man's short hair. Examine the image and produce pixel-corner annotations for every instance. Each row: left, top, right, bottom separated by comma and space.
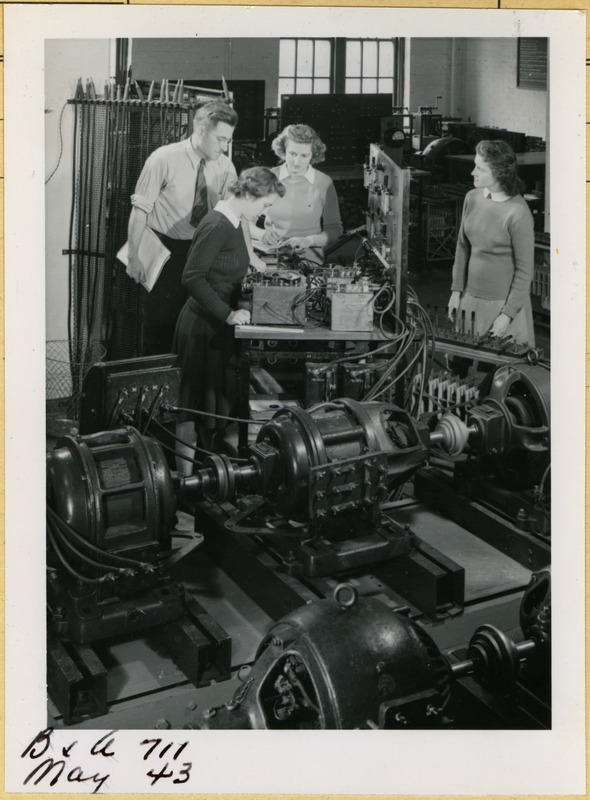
194, 100, 238, 131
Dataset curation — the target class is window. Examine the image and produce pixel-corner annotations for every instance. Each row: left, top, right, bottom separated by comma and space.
278, 38, 333, 101
278, 38, 402, 105
345, 39, 396, 96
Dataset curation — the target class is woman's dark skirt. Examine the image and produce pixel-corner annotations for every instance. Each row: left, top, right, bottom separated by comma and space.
172, 302, 239, 430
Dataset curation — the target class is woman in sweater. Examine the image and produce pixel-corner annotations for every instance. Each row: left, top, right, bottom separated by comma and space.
174, 167, 285, 472
447, 139, 535, 345
254, 124, 343, 265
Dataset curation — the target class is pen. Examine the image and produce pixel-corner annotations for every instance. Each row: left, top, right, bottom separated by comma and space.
269, 220, 283, 245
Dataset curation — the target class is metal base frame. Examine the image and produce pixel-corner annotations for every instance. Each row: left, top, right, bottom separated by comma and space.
413, 468, 550, 571
199, 499, 465, 621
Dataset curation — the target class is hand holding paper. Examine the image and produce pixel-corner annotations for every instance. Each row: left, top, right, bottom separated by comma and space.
127, 253, 146, 284
117, 227, 171, 292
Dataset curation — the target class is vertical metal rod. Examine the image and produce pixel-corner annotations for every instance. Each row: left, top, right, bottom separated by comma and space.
77, 101, 92, 383
87, 98, 104, 347
87, 99, 101, 349
68, 101, 79, 391
96, 100, 111, 345
139, 100, 145, 164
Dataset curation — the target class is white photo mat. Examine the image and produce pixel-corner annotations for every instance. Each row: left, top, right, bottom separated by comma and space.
4, 4, 587, 796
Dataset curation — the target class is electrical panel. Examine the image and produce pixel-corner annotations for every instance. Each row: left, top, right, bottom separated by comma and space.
363, 143, 411, 321
280, 94, 393, 166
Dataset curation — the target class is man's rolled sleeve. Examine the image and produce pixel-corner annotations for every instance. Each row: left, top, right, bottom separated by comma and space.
131, 153, 168, 214
130, 193, 154, 214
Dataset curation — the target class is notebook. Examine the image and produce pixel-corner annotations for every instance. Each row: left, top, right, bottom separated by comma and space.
117, 228, 171, 292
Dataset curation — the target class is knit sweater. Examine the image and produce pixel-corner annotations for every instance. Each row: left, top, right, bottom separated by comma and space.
451, 188, 534, 320
182, 210, 249, 324
265, 165, 343, 260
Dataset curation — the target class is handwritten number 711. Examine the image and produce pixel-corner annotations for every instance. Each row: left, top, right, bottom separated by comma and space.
140, 739, 188, 761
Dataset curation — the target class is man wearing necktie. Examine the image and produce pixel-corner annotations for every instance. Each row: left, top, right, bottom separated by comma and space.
128, 100, 240, 356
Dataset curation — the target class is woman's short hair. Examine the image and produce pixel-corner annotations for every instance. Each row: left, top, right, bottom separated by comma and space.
476, 139, 525, 196
271, 124, 327, 165
194, 100, 238, 131
231, 166, 286, 199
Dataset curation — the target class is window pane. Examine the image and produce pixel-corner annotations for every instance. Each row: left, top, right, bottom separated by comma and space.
379, 41, 394, 76
346, 78, 361, 94
362, 41, 378, 77
362, 78, 377, 94
297, 40, 313, 77
279, 40, 296, 76
314, 40, 331, 77
279, 79, 294, 101
297, 78, 313, 94
378, 78, 394, 95
313, 78, 331, 94
346, 40, 361, 77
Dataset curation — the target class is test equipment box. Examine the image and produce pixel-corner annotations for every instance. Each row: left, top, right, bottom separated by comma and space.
330, 291, 374, 332
251, 284, 307, 326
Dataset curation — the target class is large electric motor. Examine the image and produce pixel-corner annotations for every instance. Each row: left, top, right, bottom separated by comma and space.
202, 584, 452, 730
47, 426, 176, 558
46, 427, 193, 642
434, 363, 550, 489
187, 398, 429, 523
201, 569, 551, 730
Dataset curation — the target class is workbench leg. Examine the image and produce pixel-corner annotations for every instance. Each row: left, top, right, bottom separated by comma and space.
237, 341, 252, 457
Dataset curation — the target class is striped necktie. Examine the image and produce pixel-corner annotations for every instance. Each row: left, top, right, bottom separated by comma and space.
190, 158, 208, 227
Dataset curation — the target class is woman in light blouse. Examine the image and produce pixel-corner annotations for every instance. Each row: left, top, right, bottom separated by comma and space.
253, 124, 343, 265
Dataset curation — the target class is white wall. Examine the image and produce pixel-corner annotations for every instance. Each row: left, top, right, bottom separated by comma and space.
408, 38, 455, 116
409, 37, 547, 139
45, 39, 112, 342
458, 38, 547, 137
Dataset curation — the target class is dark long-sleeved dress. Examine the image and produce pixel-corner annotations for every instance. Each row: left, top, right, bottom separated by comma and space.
173, 208, 249, 428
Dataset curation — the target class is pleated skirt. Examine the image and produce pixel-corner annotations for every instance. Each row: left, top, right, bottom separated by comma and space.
455, 291, 536, 346
172, 302, 239, 429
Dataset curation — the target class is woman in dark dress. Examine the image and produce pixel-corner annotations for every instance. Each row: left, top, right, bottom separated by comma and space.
174, 167, 285, 473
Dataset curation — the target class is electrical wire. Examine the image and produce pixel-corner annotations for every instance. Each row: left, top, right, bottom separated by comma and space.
370, 343, 426, 401
45, 102, 69, 184
164, 406, 256, 427
155, 437, 203, 467
47, 505, 155, 572
361, 327, 415, 401
148, 417, 250, 464
538, 462, 551, 496
48, 510, 133, 576
47, 521, 107, 585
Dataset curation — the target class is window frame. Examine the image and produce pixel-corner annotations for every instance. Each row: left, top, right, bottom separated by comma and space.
278, 37, 404, 105
278, 37, 334, 100
343, 38, 398, 97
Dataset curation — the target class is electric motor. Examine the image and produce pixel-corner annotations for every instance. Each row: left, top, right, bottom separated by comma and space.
434, 364, 550, 489
202, 584, 452, 730
47, 427, 176, 558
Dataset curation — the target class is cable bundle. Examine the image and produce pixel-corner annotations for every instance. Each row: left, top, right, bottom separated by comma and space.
47, 505, 156, 585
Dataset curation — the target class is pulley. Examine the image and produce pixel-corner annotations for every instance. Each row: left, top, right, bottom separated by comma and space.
432, 364, 550, 489
201, 570, 551, 729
